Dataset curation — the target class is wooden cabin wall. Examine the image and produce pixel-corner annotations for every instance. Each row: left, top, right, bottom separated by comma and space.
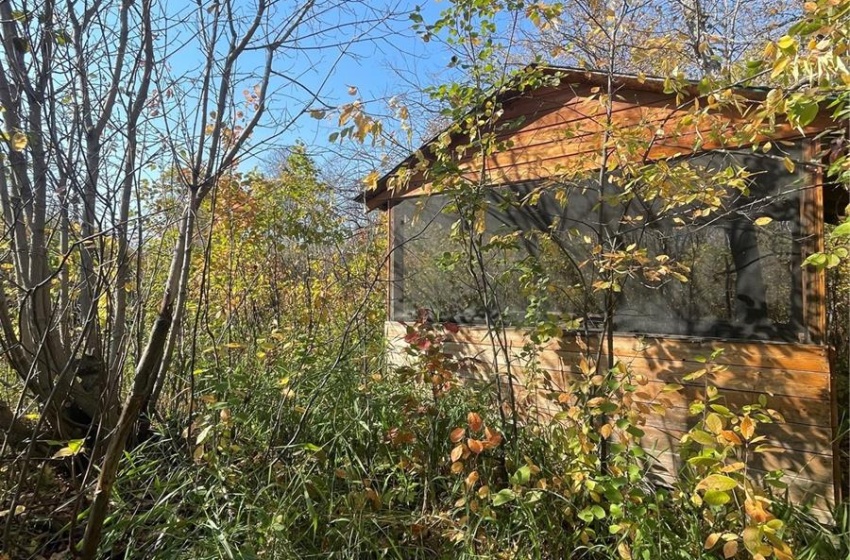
384, 321, 836, 522
372, 75, 840, 521
368, 84, 831, 210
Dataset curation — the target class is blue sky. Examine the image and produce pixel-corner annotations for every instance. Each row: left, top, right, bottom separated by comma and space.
156, 0, 525, 184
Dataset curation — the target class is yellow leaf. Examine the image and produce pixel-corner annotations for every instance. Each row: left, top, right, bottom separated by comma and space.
754, 216, 773, 227
773, 543, 793, 560
723, 539, 738, 558
450, 444, 464, 463
697, 474, 738, 492
776, 36, 796, 50
52, 439, 85, 458
450, 461, 464, 474
743, 526, 761, 553
740, 415, 755, 440
771, 57, 789, 79
0, 505, 25, 519
704, 532, 721, 549
763, 42, 776, 58
11, 132, 26, 151
362, 170, 379, 191
783, 156, 796, 173
705, 413, 723, 434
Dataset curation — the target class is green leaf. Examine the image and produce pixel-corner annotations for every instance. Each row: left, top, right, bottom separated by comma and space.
511, 465, 532, 485
704, 489, 732, 506
688, 456, 720, 468
577, 507, 594, 523
788, 98, 819, 127
492, 488, 516, 506
832, 221, 850, 237
689, 430, 717, 446
797, 101, 819, 126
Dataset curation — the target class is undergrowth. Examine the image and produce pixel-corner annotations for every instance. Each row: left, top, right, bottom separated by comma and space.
10, 320, 843, 560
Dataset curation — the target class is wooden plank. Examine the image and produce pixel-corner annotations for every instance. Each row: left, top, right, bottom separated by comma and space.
470, 117, 804, 181
485, 100, 754, 158
391, 324, 832, 374
487, 83, 685, 130
641, 426, 834, 484
432, 339, 830, 401
368, 71, 838, 211
382, 324, 835, 424
640, 407, 834, 456
485, 364, 831, 431
374, 116, 818, 209
386, 339, 831, 430
648, 449, 834, 523
487, 96, 711, 150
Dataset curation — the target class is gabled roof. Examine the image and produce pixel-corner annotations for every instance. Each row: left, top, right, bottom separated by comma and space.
362, 65, 824, 211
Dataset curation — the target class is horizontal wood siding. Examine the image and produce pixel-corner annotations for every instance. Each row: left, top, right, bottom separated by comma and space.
384, 321, 835, 521
369, 85, 832, 210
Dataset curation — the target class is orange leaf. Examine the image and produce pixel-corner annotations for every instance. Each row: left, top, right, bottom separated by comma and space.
467, 412, 483, 432
745, 498, 770, 524
720, 430, 743, 445
704, 533, 721, 549
465, 470, 479, 489
722, 540, 738, 558
484, 427, 503, 447
451, 461, 464, 474
467, 438, 484, 455
450, 427, 466, 443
